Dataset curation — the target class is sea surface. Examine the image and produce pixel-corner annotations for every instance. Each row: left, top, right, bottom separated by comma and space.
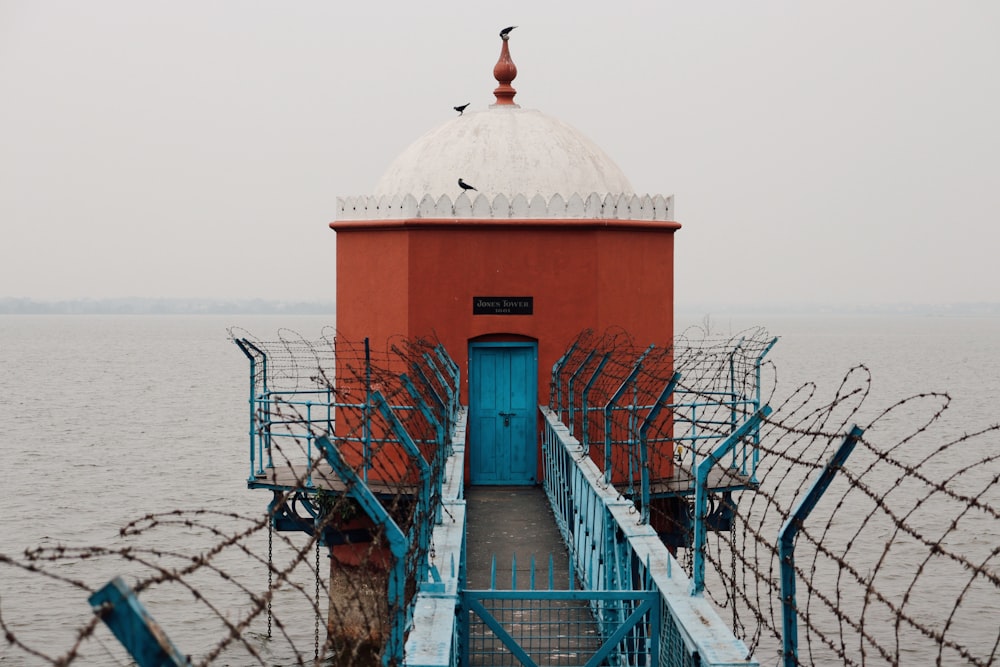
1, 313, 997, 665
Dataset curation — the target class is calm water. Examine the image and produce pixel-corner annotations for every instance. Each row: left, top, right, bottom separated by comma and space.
1, 314, 997, 665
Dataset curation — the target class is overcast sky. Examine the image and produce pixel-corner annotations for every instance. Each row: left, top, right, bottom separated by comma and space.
2, 2, 997, 308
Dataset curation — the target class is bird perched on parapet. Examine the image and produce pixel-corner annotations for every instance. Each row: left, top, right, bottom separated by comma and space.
458, 178, 477, 192
499, 26, 517, 40
454, 103, 470, 115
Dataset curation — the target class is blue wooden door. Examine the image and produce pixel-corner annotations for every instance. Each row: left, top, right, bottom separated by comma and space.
469, 343, 537, 485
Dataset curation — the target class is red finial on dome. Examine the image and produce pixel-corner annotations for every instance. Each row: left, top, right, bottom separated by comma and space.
493, 26, 518, 106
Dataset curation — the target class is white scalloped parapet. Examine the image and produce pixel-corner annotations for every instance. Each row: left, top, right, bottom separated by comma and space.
335, 192, 675, 221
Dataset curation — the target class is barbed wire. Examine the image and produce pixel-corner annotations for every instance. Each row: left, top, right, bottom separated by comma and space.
551, 324, 999, 666
1, 326, 996, 666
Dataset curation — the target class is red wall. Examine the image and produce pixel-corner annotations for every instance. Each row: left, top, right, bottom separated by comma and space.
335, 219, 678, 400
335, 228, 410, 340
332, 217, 680, 481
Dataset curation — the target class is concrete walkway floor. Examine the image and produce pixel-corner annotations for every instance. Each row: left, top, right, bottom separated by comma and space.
464, 485, 574, 589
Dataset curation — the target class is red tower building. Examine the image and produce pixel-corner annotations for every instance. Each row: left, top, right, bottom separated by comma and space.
332, 35, 679, 485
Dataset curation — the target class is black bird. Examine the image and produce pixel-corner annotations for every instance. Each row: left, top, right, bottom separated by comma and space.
458, 178, 477, 192
454, 103, 470, 115
499, 25, 517, 40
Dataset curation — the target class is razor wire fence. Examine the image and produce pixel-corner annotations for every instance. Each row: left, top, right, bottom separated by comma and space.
228, 329, 461, 665
0, 329, 461, 666
550, 324, 1000, 667
0, 324, 997, 666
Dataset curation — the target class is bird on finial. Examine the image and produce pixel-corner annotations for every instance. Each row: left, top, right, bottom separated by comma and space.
454, 103, 470, 115
499, 26, 517, 40
458, 178, 477, 192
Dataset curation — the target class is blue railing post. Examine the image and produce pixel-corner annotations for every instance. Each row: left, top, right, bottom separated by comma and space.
603, 345, 654, 487
751, 337, 778, 482
434, 343, 462, 423
580, 353, 610, 451
567, 349, 597, 436
422, 352, 455, 417
305, 400, 314, 487
689, 403, 699, 473
326, 385, 335, 433
727, 338, 745, 471
401, 374, 443, 448
550, 338, 581, 419
235, 338, 268, 479
315, 434, 410, 667
369, 391, 434, 585
363, 337, 371, 483
692, 406, 772, 595
431, 344, 461, 419
779, 425, 864, 667
411, 362, 447, 423
400, 373, 446, 524
88, 577, 190, 667
638, 372, 680, 524
247, 350, 258, 479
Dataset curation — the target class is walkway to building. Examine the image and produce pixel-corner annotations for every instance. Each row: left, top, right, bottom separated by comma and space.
465, 486, 571, 589
463, 485, 601, 666
231, 335, 767, 666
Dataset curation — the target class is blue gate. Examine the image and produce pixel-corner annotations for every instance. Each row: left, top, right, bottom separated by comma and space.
469, 342, 537, 484
462, 588, 660, 666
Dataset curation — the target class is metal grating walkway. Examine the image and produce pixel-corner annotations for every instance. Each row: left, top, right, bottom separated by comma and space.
464, 486, 603, 666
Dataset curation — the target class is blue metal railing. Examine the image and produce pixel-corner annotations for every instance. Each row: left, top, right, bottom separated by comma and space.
256, 389, 336, 479
87, 407, 469, 667
88, 577, 191, 667
667, 391, 762, 479
234, 337, 460, 488
541, 406, 760, 667
550, 337, 778, 506
403, 409, 467, 667
235, 335, 463, 666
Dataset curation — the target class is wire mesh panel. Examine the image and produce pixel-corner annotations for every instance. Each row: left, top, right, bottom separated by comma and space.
463, 591, 659, 667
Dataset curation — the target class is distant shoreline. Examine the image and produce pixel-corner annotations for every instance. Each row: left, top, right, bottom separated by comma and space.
0, 298, 335, 315
2, 298, 999, 317
676, 303, 1000, 317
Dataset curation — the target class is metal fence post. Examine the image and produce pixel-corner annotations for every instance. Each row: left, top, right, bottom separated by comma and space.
638, 372, 680, 524
692, 406, 772, 595
551, 338, 580, 419
581, 353, 611, 452
316, 433, 410, 667
567, 349, 597, 436
370, 391, 434, 585
751, 337, 778, 482
88, 577, 190, 667
234, 338, 268, 478
603, 345, 654, 487
779, 425, 864, 667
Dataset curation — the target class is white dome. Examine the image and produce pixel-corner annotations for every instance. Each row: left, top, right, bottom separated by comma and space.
372, 107, 634, 200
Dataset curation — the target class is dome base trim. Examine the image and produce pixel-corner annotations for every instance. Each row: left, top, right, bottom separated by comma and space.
336, 192, 675, 222
329, 217, 681, 232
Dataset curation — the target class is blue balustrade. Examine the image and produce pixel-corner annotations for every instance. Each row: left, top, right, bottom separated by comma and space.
541, 406, 759, 667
